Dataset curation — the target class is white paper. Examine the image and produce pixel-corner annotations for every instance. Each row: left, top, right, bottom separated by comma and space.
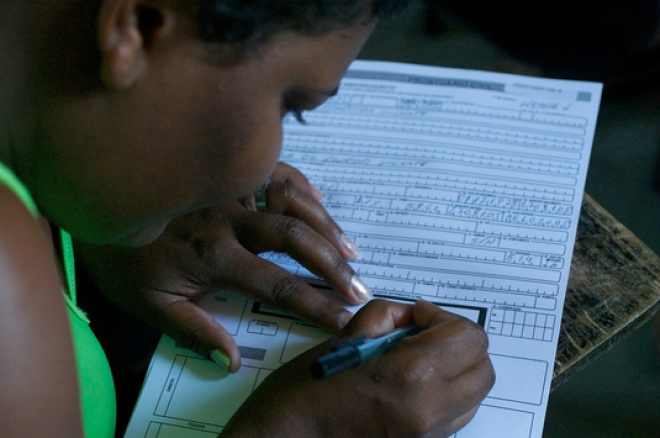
124, 60, 602, 438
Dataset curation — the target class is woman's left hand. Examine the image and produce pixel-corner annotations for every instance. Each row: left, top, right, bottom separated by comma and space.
75, 163, 370, 372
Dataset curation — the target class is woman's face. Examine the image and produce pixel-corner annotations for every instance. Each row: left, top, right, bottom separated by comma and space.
32, 16, 375, 245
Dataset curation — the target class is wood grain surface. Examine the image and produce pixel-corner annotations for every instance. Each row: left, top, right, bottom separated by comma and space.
553, 193, 660, 388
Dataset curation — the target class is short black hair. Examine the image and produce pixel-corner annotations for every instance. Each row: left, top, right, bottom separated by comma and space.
196, 0, 410, 58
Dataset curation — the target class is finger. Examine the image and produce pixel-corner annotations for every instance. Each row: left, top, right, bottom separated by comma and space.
289, 300, 414, 374
411, 299, 465, 329
444, 357, 496, 428
339, 299, 414, 340
152, 296, 242, 373
409, 300, 491, 379
265, 181, 359, 260
216, 250, 355, 332
444, 405, 481, 437
235, 213, 370, 305
270, 162, 323, 200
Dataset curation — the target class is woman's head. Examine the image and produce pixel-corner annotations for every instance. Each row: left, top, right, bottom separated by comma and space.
195, 0, 408, 62
1, 0, 409, 245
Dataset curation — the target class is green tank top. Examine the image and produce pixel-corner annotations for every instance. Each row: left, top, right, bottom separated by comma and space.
0, 161, 116, 438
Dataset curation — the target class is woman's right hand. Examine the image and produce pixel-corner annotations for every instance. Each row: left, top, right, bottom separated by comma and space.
220, 299, 495, 438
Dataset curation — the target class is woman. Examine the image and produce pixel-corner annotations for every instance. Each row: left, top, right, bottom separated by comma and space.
0, 1, 494, 437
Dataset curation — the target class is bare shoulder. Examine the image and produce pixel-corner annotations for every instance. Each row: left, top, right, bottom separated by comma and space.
0, 182, 60, 291
0, 181, 84, 437
0, 182, 66, 327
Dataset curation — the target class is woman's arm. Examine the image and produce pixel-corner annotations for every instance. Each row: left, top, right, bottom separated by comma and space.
0, 185, 83, 437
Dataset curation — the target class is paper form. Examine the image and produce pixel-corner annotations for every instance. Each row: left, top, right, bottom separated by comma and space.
124, 60, 602, 438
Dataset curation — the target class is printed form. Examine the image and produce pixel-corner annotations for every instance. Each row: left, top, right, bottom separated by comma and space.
124, 61, 602, 438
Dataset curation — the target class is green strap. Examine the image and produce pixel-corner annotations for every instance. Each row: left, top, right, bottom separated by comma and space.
0, 163, 112, 437
0, 161, 83, 311
60, 228, 77, 305
0, 161, 39, 217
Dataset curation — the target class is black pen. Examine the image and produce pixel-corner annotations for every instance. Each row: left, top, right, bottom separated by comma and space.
310, 324, 420, 379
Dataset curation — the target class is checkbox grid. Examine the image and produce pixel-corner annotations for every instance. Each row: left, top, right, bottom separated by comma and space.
488, 307, 555, 341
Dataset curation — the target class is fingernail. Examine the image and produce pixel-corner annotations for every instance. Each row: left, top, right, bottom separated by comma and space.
310, 185, 324, 201
210, 349, 231, 370
350, 275, 373, 303
338, 310, 354, 329
341, 234, 360, 260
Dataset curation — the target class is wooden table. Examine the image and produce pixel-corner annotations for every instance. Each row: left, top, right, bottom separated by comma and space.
553, 193, 660, 388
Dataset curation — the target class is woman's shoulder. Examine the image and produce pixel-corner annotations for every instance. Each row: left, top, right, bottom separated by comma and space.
0, 182, 61, 295
0, 182, 85, 437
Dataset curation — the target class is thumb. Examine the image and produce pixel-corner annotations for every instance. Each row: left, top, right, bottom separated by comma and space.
158, 300, 242, 373
339, 299, 413, 340
412, 299, 463, 330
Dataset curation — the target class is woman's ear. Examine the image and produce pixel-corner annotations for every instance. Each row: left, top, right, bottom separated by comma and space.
97, 0, 172, 89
